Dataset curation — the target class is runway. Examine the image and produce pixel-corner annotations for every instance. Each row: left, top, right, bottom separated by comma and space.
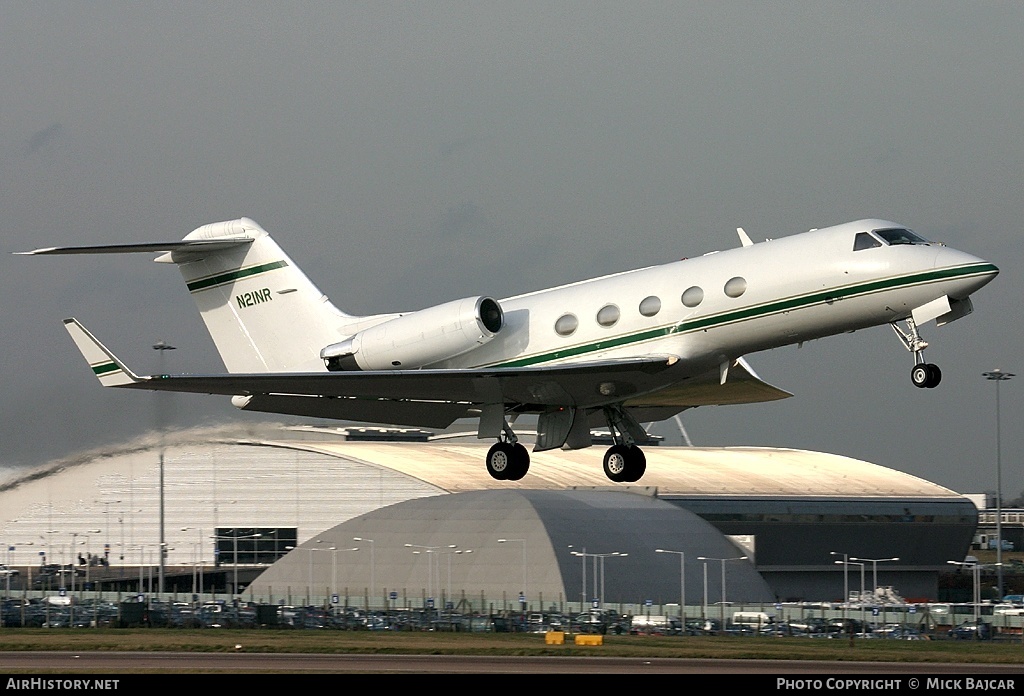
3, 651, 1023, 675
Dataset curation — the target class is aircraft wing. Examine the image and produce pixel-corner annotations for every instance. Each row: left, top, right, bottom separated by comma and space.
63, 317, 791, 428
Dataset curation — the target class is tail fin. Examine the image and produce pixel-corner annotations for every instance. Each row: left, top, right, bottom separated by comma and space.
23, 218, 364, 373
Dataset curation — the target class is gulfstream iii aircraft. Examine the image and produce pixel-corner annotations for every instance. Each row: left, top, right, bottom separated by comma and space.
20, 218, 998, 483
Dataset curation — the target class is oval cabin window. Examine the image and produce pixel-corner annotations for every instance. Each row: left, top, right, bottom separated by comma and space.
639, 296, 661, 317
681, 286, 704, 308
555, 313, 579, 337
724, 276, 747, 298
596, 304, 620, 327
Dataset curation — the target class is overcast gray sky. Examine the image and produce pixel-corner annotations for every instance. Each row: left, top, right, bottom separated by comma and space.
2, 2, 1022, 499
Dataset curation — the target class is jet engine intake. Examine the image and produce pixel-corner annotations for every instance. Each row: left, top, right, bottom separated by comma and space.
321, 296, 503, 371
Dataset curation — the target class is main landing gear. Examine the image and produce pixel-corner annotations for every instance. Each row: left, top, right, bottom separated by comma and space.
892, 317, 942, 389
483, 405, 650, 483
486, 420, 530, 481
600, 405, 647, 483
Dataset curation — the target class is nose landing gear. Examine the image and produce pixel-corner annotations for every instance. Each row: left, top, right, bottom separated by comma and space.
892, 318, 941, 389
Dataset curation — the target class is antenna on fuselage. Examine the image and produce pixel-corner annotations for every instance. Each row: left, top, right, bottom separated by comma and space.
736, 227, 754, 247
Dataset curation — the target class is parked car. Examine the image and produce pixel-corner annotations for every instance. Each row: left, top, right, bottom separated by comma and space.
948, 620, 992, 640
0, 565, 19, 578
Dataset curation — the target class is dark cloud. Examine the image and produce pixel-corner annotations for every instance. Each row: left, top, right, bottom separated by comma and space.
1, 2, 1022, 500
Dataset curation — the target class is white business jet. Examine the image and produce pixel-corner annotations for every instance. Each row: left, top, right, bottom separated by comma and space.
20, 218, 997, 483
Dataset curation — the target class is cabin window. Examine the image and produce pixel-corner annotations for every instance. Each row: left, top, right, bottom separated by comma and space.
596, 304, 620, 327
681, 286, 704, 308
554, 313, 578, 337
874, 227, 931, 245
854, 232, 882, 251
724, 277, 747, 298
639, 296, 661, 317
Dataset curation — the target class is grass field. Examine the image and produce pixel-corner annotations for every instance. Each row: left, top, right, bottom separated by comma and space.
1, 629, 1023, 665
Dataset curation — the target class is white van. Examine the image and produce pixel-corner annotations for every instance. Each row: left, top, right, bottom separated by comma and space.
732, 611, 774, 628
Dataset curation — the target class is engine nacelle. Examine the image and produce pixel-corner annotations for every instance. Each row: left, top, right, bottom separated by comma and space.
321, 296, 503, 371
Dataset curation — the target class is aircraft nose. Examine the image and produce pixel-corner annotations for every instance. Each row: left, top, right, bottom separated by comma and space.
935, 245, 998, 297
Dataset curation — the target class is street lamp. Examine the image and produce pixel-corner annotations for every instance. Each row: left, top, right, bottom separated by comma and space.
655, 548, 686, 621
567, 545, 587, 608
439, 548, 472, 604
697, 555, 747, 628
153, 339, 175, 594
570, 549, 627, 608
405, 543, 455, 603
849, 556, 899, 601
983, 368, 1014, 598
498, 538, 526, 602
97, 499, 120, 566
842, 560, 867, 628
353, 537, 375, 598
212, 530, 261, 596
830, 551, 849, 613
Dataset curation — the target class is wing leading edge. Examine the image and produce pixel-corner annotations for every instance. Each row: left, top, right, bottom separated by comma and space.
62, 318, 791, 429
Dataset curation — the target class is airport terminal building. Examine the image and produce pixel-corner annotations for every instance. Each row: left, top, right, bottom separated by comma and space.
0, 424, 977, 607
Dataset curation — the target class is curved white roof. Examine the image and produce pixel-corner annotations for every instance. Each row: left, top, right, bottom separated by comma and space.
291, 439, 961, 498
0, 426, 962, 568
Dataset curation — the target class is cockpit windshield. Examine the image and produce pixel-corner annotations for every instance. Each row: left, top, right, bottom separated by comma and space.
874, 228, 931, 245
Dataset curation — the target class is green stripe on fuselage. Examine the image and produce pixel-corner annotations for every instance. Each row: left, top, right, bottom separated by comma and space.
186, 260, 289, 293
494, 263, 997, 368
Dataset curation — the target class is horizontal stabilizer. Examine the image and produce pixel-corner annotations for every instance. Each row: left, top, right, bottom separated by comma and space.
62, 318, 140, 387
15, 238, 252, 255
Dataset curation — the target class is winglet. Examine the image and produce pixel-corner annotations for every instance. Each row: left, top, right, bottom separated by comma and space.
62, 318, 141, 387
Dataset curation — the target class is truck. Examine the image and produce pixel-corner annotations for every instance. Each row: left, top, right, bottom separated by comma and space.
731, 611, 775, 629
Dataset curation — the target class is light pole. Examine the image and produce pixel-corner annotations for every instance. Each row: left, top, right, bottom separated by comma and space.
698, 555, 747, 628
567, 545, 587, 608
845, 560, 867, 628
849, 556, 899, 601
98, 499, 120, 567
498, 538, 526, 604
153, 339, 175, 594
656, 548, 686, 622
439, 548, 472, 605
405, 543, 454, 605
213, 530, 261, 596
182, 527, 203, 595
949, 560, 982, 622
353, 537, 375, 599
570, 550, 626, 608
830, 552, 849, 616
983, 368, 1013, 598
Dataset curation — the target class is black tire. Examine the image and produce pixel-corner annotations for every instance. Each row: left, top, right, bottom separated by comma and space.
603, 444, 632, 482
486, 442, 514, 480
504, 443, 531, 481
911, 364, 931, 388
926, 363, 942, 388
622, 446, 647, 482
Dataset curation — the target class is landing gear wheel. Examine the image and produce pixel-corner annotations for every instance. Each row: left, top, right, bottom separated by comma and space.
622, 447, 646, 483
486, 442, 515, 480
603, 444, 646, 482
911, 363, 942, 389
504, 443, 531, 481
